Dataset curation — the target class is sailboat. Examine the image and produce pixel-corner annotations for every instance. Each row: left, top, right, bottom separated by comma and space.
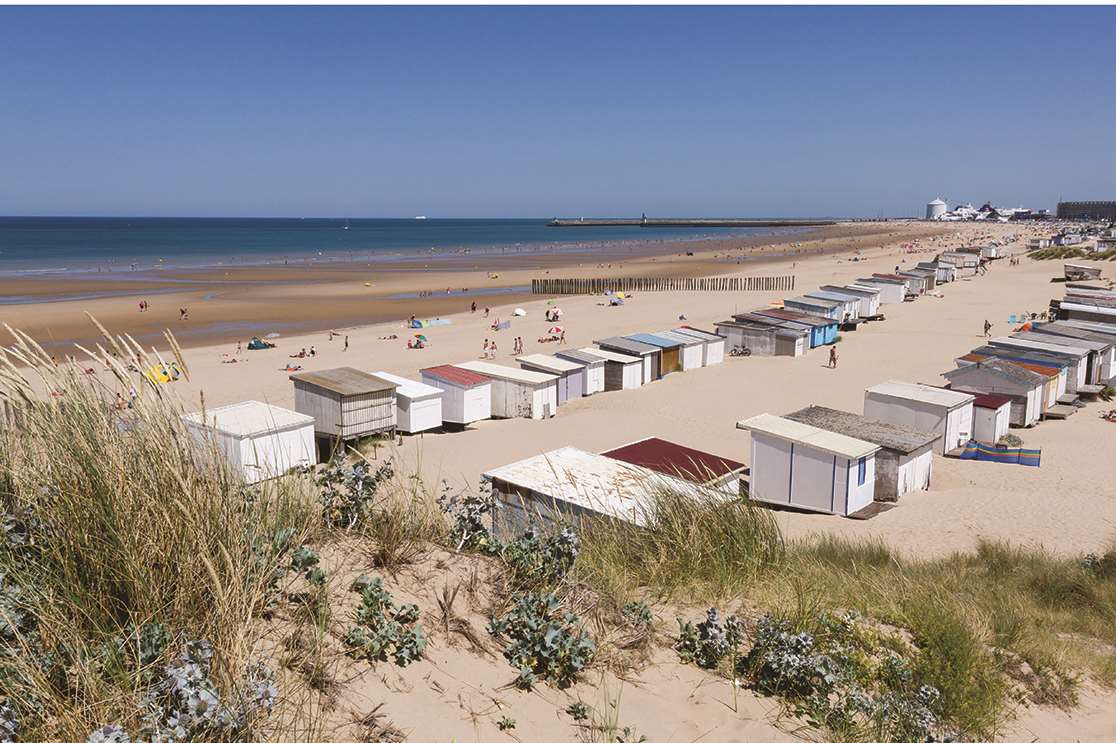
342, 219, 351, 231
414, 215, 427, 220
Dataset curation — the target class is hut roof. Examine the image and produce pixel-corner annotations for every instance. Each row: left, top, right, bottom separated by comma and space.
576, 346, 642, 365
182, 401, 314, 438
595, 336, 659, 356
1057, 319, 1116, 338
455, 361, 557, 385
943, 358, 1046, 386
625, 332, 683, 349
420, 364, 491, 388
865, 380, 974, 409
553, 349, 606, 366
1009, 331, 1109, 353
516, 354, 582, 374
601, 437, 745, 484
369, 371, 443, 400
715, 319, 802, 338
785, 295, 842, 309
989, 336, 1089, 359
820, 284, 878, 298
1032, 323, 1115, 348
674, 326, 725, 342
805, 290, 858, 304
752, 308, 835, 328
290, 367, 396, 396
483, 447, 696, 527
784, 406, 940, 454
651, 330, 703, 346
737, 413, 880, 459
857, 276, 906, 285
959, 353, 1061, 378
971, 393, 1014, 410
1058, 300, 1116, 318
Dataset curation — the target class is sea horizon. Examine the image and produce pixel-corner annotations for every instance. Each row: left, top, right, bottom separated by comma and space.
0, 216, 815, 277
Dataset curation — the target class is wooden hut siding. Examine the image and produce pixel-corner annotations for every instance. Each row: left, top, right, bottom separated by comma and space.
783, 297, 842, 321
673, 327, 727, 365
863, 382, 974, 455
454, 362, 558, 420
552, 351, 606, 394
576, 348, 643, 391
182, 402, 317, 485
595, 338, 661, 384
973, 401, 1011, 444
942, 363, 1044, 427
294, 384, 396, 439
420, 366, 492, 426
715, 322, 777, 356
853, 279, 905, 304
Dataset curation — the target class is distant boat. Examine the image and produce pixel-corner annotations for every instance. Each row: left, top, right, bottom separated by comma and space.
343, 219, 351, 231
414, 215, 427, 220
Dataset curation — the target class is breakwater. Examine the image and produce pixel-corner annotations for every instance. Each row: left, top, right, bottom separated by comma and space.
531, 275, 795, 294
547, 218, 835, 228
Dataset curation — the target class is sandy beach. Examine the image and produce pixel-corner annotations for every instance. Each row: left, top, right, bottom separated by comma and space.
2, 222, 933, 351
29, 220, 1114, 560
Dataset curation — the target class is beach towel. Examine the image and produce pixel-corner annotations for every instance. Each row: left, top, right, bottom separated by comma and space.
495, 320, 511, 331
959, 441, 1041, 467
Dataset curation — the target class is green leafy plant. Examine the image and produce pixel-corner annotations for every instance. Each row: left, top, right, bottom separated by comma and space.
344, 576, 426, 667
496, 716, 516, 731
675, 608, 744, 670
314, 460, 393, 529
565, 700, 591, 721
290, 545, 326, 587
621, 601, 653, 630
488, 592, 596, 690
500, 526, 579, 590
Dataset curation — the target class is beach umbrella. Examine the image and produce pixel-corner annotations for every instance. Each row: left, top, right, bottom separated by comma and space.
548, 326, 564, 335
414, 334, 428, 342
513, 308, 527, 317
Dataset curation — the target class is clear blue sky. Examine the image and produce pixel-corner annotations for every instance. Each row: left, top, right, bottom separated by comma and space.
2, 6, 1114, 218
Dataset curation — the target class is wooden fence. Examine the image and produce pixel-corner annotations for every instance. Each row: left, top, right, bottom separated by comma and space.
531, 275, 795, 295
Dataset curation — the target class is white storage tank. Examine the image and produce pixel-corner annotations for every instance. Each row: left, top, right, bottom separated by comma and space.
926, 197, 947, 221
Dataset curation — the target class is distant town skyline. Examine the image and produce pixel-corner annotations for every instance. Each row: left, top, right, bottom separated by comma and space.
2, 6, 1114, 218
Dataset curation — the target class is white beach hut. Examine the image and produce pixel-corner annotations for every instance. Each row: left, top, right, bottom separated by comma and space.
420, 365, 492, 426
454, 361, 558, 420
181, 401, 316, 484
369, 371, 444, 434
671, 326, 726, 366
941, 359, 1045, 427
736, 413, 880, 517
483, 446, 696, 538
987, 336, 1090, 391
863, 380, 974, 454
971, 394, 1012, 444
852, 278, 905, 305
820, 285, 881, 319
650, 330, 704, 370
576, 347, 643, 391
517, 353, 585, 404
290, 367, 397, 442
553, 349, 606, 395
785, 406, 939, 503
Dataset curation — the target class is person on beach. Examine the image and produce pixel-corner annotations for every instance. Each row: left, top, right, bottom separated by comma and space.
983, 320, 992, 338
829, 346, 839, 369
482, 339, 490, 358
484, 307, 490, 318
343, 336, 349, 352
309, 345, 316, 357
236, 340, 242, 355
471, 301, 477, 314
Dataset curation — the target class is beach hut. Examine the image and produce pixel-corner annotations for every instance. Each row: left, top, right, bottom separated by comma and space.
420, 364, 492, 426
1034, 322, 1116, 382
785, 406, 939, 502
290, 367, 397, 442
1007, 331, 1110, 386
648, 330, 704, 370
1053, 299, 1116, 325
917, 261, 956, 284
904, 268, 938, 292
782, 295, 843, 322
672, 326, 726, 366
863, 381, 974, 455
575, 347, 643, 390
601, 436, 747, 494
736, 413, 880, 517
453, 361, 558, 420
941, 359, 1046, 427
625, 333, 686, 374
940, 252, 979, 276
874, 273, 922, 297
987, 336, 1090, 391
595, 336, 662, 383
552, 349, 606, 395
971, 393, 1012, 444
853, 277, 906, 304
805, 290, 861, 322
181, 401, 316, 485
749, 309, 838, 346
483, 446, 695, 538
714, 319, 806, 357
369, 371, 444, 434
820, 285, 881, 319
516, 354, 585, 404
962, 349, 1068, 406
1064, 263, 1103, 282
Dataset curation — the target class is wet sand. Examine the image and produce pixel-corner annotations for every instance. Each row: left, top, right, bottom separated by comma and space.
1, 222, 936, 351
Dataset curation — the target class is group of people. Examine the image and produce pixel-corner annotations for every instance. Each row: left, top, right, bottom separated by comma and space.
289, 346, 317, 359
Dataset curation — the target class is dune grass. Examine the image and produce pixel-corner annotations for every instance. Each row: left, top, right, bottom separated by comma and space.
574, 490, 1116, 739
0, 325, 319, 739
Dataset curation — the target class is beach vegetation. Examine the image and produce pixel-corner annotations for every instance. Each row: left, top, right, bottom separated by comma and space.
487, 591, 596, 690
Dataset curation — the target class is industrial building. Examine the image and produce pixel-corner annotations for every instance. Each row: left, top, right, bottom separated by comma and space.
1057, 201, 1116, 221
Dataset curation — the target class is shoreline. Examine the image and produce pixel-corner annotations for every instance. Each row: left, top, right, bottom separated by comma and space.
2, 221, 933, 351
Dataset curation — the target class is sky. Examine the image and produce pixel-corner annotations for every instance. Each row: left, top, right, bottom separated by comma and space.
2, 6, 1115, 219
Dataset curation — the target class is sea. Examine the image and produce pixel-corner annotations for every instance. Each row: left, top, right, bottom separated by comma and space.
0, 217, 805, 276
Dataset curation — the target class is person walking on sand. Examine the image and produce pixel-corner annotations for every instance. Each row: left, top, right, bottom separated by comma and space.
829, 345, 839, 369
471, 301, 477, 314
983, 320, 992, 338
484, 307, 490, 318
343, 335, 349, 352
236, 340, 242, 355
482, 339, 490, 358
